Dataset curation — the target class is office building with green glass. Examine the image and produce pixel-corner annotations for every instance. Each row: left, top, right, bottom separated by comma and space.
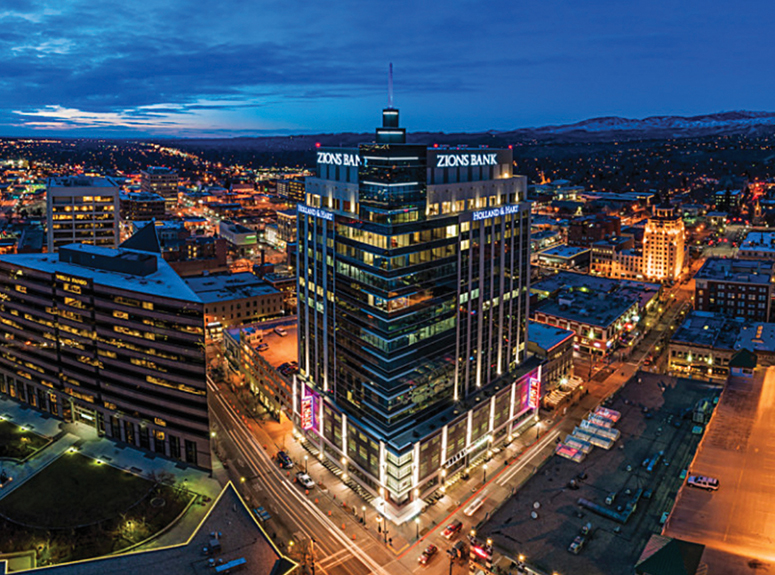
294, 107, 540, 522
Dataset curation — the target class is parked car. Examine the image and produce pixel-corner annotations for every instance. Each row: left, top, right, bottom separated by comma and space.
257, 343, 269, 352
442, 520, 463, 539
418, 544, 438, 565
295, 472, 315, 489
568, 535, 586, 554
274, 326, 288, 337
276, 451, 293, 469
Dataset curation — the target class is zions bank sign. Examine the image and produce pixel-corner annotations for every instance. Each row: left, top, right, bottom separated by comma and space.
317, 152, 361, 167
435, 153, 497, 168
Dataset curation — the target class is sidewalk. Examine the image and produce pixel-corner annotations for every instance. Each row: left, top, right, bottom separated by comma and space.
0, 395, 223, 551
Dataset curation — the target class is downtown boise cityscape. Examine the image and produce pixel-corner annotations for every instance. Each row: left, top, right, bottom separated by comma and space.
1, 4, 775, 575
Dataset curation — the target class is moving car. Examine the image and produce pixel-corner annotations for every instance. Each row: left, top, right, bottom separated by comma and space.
295, 472, 315, 489
418, 544, 438, 565
442, 520, 463, 539
274, 326, 288, 337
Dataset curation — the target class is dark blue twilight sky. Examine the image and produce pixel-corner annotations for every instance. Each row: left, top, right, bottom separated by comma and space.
1, 0, 773, 137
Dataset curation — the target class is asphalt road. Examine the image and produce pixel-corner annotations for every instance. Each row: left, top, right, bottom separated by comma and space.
208, 383, 409, 575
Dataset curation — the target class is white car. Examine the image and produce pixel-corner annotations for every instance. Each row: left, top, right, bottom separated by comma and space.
296, 472, 315, 489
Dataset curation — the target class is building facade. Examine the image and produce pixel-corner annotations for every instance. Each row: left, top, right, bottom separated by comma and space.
140, 167, 179, 211
277, 179, 306, 204
642, 205, 685, 282
694, 258, 774, 322
47, 176, 120, 253
0, 244, 210, 468
119, 191, 166, 222
294, 108, 538, 522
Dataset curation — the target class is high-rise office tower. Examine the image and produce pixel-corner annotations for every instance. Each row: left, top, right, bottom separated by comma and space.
46, 176, 120, 253
643, 204, 685, 282
140, 166, 179, 211
294, 106, 539, 522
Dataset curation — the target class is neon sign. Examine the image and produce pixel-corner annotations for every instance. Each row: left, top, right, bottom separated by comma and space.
317, 151, 361, 167
298, 204, 334, 221
528, 377, 540, 410
301, 395, 313, 430
436, 153, 497, 168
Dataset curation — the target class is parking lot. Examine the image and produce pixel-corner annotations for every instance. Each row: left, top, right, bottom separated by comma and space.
480, 373, 718, 575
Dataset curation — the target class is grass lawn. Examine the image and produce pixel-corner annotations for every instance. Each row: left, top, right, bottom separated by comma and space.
0, 453, 153, 529
0, 419, 49, 460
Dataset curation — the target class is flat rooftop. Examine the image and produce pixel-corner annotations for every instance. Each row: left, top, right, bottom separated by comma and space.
538, 245, 590, 259
227, 319, 298, 370
13, 483, 294, 575
664, 368, 775, 573
528, 320, 575, 351
695, 257, 773, 284
739, 231, 775, 254
735, 322, 775, 354
671, 310, 744, 350
0, 243, 200, 302
120, 191, 166, 202
532, 271, 660, 301
47, 176, 118, 188
185, 272, 279, 304
536, 290, 637, 329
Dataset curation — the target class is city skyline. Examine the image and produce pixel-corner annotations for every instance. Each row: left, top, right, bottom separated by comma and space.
1, 0, 774, 137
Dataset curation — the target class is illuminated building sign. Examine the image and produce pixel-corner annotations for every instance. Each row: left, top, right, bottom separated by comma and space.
317, 151, 361, 167
301, 395, 314, 430
528, 377, 540, 410
436, 153, 497, 168
472, 204, 522, 222
298, 204, 334, 221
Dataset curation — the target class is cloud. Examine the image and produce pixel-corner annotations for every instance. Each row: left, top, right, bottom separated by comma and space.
1, 0, 775, 136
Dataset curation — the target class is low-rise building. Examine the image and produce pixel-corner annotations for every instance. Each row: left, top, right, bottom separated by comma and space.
223, 318, 298, 420
185, 272, 284, 342
533, 290, 639, 358
568, 214, 621, 247
694, 258, 774, 322
669, 311, 746, 381
219, 220, 257, 257
527, 320, 574, 393
738, 231, 775, 261
535, 245, 590, 270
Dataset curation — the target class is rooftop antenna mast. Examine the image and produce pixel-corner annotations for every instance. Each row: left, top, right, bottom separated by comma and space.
388, 62, 394, 109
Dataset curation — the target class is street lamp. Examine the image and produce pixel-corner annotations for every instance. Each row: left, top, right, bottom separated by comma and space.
483, 463, 488, 484
304, 455, 308, 473
361, 505, 366, 522
415, 517, 420, 540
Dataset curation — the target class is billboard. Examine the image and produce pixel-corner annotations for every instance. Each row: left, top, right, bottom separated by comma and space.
528, 377, 541, 410
301, 395, 314, 430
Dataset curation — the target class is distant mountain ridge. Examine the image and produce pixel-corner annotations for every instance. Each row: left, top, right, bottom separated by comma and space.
165, 110, 775, 152
523, 110, 775, 138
